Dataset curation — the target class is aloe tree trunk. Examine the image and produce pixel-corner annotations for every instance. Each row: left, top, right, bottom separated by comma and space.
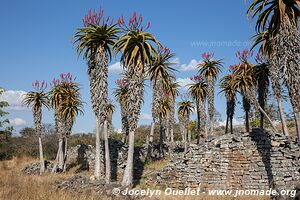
103, 120, 111, 183
225, 116, 229, 134
230, 115, 233, 134
207, 77, 215, 133
38, 137, 45, 173
122, 66, 144, 187
269, 53, 289, 135
243, 96, 250, 132
121, 103, 129, 144
196, 98, 201, 144
34, 106, 45, 174
170, 98, 176, 144
145, 122, 155, 163
273, 21, 300, 138
52, 112, 66, 173
199, 99, 207, 137
94, 117, 101, 179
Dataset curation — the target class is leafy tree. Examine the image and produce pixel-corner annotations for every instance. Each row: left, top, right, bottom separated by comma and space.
50, 73, 83, 173
147, 46, 176, 161
252, 30, 289, 135
188, 75, 208, 143
23, 81, 50, 173
198, 52, 223, 133
74, 8, 119, 182
247, 0, 300, 142
219, 74, 237, 134
114, 12, 161, 186
178, 100, 194, 152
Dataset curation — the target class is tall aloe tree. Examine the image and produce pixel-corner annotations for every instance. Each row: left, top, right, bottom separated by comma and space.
247, 0, 300, 141
165, 80, 180, 143
50, 73, 82, 172
253, 54, 270, 129
219, 74, 237, 134
147, 46, 176, 161
74, 9, 119, 182
158, 99, 171, 157
188, 75, 208, 143
233, 50, 277, 132
252, 31, 289, 135
178, 100, 194, 152
198, 52, 223, 133
23, 80, 50, 174
114, 12, 161, 186
114, 78, 129, 144
60, 87, 84, 172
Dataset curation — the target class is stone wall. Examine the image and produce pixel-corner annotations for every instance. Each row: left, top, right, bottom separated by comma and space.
157, 129, 300, 191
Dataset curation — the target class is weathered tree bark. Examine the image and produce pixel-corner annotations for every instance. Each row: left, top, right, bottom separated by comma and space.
159, 118, 164, 158
225, 116, 229, 134
38, 136, 45, 173
34, 106, 45, 174
196, 98, 201, 144
277, 97, 289, 136
170, 128, 174, 143
184, 127, 187, 153
122, 62, 144, 187
207, 77, 215, 133
103, 120, 111, 183
94, 117, 101, 179
122, 130, 134, 186
295, 111, 300, 146
63, 137, 68, 172
230, 115, 233, 134
245, 111, 250, 132
58, 138, 65, 170
145, 122, 155, 163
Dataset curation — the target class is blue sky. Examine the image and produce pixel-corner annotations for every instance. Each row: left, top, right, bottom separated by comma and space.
0, 0, 288, 134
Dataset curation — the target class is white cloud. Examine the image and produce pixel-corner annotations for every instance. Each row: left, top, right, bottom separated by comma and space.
0, 90, 28, 111
217, 118, 244, 127
9, 118, 27, 126
109, 62, 123, 74
140, 113, 152, 121
178, 59, 201, 72
177, 77, 194, 90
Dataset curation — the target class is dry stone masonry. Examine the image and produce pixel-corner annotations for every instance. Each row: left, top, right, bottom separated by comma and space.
157, 129, 300, 191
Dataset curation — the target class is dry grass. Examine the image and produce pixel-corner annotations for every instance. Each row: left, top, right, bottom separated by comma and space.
0, 157, 269, 200
0, 157, 107, 200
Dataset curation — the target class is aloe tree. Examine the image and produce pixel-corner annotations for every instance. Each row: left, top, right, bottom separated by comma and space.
147, 46, 176, 161
198, 52, 223, 133
114, 12, 161, 186
50, 73, 82, 172
60, 87, 84, 171
188, 75, 208, 143
252, 31, 289, 135
219, 74, 237, 134
74, 9, 119, 182
233, 50, 277, 132
158, 99, 171, 157
23, 80, 50, 174
247, 0, 300, 141
253, 54, 270, 129
178, 100, 194, 152
114, 78, 129, 144
165, 80, 180, 143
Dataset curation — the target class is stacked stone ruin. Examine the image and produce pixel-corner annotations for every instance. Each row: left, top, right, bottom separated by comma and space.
156, 129, 300, 191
